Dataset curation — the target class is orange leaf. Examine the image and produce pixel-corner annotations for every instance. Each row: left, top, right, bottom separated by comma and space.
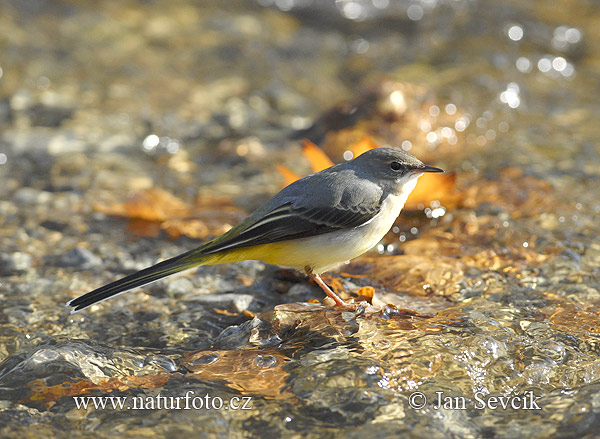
405, 172, 461, 210
302, 139, 334, 171
357, 286, 375, 299
276, 163, 301, 186
213, 308, 239, 316
95, 188, 190, 222
349, 136, 378, 158
242, 309, 257, 318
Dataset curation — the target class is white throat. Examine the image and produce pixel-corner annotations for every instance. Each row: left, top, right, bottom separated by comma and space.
394, 172, 422, 211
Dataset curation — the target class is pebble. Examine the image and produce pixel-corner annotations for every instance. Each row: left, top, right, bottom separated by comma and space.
14, 187, 53, 205
56, 247, 103, 269
213, 317, 263, 349
166, 277, 194, 295
0, 252, 33, 275
190, 292, 254, 313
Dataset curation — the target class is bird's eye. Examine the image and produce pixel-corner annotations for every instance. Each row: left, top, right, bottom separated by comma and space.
390, 161, 402, 171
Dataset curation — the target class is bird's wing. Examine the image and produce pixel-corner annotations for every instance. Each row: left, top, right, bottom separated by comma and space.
200, 201, 380, 254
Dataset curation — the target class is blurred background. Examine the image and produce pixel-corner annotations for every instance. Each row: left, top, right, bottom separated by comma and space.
1, 0, 600, 438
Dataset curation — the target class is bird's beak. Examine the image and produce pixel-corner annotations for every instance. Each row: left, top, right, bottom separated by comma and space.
419, 164, 444, 173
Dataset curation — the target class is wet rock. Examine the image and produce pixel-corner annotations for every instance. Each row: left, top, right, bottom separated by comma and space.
26, 104, 73, 127
166, 277, 194, 295
56, 247, 103, 269
0, 97, 12, 125
189, 292, 254, 313
284, 283, 319, 303
212, 317, 264, 349
0, 252, 33, 275
13, 187, 52, 205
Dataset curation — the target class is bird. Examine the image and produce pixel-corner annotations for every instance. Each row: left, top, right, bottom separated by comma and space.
67, 147, 443, 312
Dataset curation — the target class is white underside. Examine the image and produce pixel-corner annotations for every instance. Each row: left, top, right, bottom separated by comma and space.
268, 175, 421, 273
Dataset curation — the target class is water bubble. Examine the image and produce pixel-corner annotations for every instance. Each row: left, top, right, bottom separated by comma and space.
516, 57, 532, 73
410, 227, 418, 235
426, 131, 439, 143
390, 90, 406, 113
190, 352, 220, 366
552, 26, 582, 50
560, 62, 575, 78
523, 242, 529, 248
401, 140, 412, 151
275, 0, 294, 11
343, 150, 354, 161
340, 1, 365, 20
0, 153, 6, 165
538, 57, 552, 73
455, 118, 468, 132
499, 83, 521, 109
445, 103, 457, 115
142, 134, 160, 151
429, 105, 440, 117
507, 25, 524, 41
352, 38, 369, 54
419, 119, 432, 132
565, 27, 582, 44
37, 76, 51, 90
166, 140, 180, 154
441, 127, 454, 138
552, 57, 567, 72
430, 207, 446, 218
254, 355, 277, 368
373, 0, 389, 7
407, 4, 424, 20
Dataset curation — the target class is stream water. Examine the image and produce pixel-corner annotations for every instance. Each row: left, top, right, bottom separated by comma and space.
1, 1, 600, 438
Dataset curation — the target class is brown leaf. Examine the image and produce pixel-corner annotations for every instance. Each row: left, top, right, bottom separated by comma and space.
96, 188, 191, 222
182, 350, 293, 400
95, 189, 246, 239
26, 374, 173, 409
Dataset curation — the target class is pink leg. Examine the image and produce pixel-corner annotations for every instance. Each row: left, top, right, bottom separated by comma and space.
308, 272, 348, 307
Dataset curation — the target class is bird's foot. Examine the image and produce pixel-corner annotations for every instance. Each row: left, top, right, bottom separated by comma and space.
308, 272, 351, 307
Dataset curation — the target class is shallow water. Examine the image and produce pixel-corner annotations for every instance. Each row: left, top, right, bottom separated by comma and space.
1, 0, 600, 438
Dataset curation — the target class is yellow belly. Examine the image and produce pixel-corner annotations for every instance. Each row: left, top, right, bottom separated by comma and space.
203, 189, 412, 274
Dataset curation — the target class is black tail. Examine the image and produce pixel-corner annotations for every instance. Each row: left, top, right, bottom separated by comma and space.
67, 249, 203, 312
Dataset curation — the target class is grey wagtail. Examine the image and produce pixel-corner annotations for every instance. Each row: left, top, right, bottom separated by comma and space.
67, 147, 442, 312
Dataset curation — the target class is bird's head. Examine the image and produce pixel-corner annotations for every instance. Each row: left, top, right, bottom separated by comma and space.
350, 147, 443, 195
